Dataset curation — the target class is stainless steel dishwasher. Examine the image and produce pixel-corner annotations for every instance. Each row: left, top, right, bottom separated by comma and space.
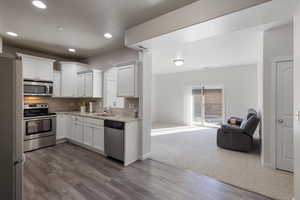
104, 120, 125, 162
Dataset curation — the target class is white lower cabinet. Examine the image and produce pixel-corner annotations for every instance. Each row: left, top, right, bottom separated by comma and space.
56, 114, 65, 140
73, 122, 84, 143
84, 118, 104, 152
83, 124, 94, 147
93, 126, 104, 152
57, 114, 140, 166
58, 114, 104, 154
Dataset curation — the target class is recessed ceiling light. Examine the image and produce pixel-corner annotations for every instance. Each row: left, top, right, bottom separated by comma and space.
104, 33, 112, 39
32, 0, 47, 9
68, 48, 76, 53
57, 26, 63, 31
174, 59, 184, 66
6, 31, 18, 37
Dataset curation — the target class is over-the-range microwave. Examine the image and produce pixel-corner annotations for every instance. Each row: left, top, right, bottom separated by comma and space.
24, 79, 53, 97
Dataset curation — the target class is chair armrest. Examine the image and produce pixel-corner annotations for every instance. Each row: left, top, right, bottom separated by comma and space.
221, 124, 244, 134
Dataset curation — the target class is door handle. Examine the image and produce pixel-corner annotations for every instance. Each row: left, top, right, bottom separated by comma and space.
278, 119, 284, 123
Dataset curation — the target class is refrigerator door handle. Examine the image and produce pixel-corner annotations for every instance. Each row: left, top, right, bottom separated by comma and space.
13, 159, 22, 166
14, 154, 26, 165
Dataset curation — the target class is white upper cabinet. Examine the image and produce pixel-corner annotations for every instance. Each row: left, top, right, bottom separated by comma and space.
77, 70, 102, 98
60, 62, 102, 98
53, 71, 61, 97
117, 62, 139, 97
77, 73, 85, 97
60, 62, 79, 97
84, 72, 93, 97
18, 53, 55, 81
104, 67, 124, 108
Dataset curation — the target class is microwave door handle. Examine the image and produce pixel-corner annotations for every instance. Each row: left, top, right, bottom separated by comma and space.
46, 85, 50, 94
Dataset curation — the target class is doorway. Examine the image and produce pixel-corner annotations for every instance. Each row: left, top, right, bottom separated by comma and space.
192, 87, 224, 127
275, 59, 294, 172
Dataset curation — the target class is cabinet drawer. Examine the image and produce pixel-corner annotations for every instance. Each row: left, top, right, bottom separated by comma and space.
71, 115, 84, 122
85, 117, 104, 127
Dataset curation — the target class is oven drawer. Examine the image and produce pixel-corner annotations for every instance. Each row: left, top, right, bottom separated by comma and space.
24, 135, 56, 152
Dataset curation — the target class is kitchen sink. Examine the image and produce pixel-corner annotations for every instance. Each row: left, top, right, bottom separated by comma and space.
94, 113, 115, 117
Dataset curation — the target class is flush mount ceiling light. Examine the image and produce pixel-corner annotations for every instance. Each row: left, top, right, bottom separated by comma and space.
32, 0, 47, 9
57, 26, 63, 31
6, 31, 18, 37
173, 59, 184, 66
104, 33, 112, 39
68, 48, 76, 52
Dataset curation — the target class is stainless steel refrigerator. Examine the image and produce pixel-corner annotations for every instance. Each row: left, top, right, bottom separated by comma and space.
0, 55, 23, 200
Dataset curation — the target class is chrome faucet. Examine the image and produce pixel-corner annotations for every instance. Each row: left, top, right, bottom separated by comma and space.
103, 106, 113, 114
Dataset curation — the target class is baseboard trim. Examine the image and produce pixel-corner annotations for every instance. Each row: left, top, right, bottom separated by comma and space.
262, 161, 274, 169
56, 138, 68, 144
140, 152, 151, 160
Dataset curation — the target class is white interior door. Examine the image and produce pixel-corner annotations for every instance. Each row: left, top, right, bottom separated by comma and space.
276, 60, 294, 172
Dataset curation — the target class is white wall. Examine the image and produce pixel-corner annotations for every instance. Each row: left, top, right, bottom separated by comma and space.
152, 65, 258, 125
140, 50, 152, 158
261, 24, 294, 167
293, 2, 300, 199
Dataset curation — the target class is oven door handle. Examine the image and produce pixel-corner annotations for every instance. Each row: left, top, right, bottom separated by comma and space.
24, 116, 56, 121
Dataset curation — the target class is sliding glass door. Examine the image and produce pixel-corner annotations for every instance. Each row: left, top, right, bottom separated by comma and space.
192, 87, 223, 127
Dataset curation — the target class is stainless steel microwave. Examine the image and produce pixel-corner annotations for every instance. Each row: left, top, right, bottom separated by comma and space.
24, 80, 53, 96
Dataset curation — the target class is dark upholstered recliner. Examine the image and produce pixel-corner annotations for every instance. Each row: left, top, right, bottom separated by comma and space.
217, 109, 260, 152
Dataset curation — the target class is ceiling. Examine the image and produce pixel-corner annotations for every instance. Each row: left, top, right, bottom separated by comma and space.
152, 29, 262, 74
147, 0, 296, 74
0, 0, 198, 59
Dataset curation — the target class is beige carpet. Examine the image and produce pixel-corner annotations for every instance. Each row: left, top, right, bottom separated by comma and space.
151, 123, 293, 200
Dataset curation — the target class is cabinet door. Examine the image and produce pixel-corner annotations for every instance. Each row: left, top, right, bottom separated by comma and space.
71, 121, 83, 142
56, 114, 62, 140
83, 124, 94, 147
117, 65, 135, 97
71, 121, 77, 141
65, 115, 72, 139
53, 71, 61, 97
77, 74, 85, 97
61, 64, 78, 97
85, 72, 93, 97
35, 60, 53, 81
75, 123, 84, 143
93, 126, 104, 152
22, 56, 37, 80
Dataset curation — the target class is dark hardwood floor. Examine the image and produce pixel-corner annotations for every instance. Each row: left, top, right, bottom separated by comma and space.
24, 143, 273, 200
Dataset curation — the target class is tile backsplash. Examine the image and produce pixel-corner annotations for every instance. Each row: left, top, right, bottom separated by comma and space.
24, 97, 139, 117
24, 97, 102, 112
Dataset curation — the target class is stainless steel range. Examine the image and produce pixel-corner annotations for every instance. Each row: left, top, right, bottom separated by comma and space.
23, 103, 56, 152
